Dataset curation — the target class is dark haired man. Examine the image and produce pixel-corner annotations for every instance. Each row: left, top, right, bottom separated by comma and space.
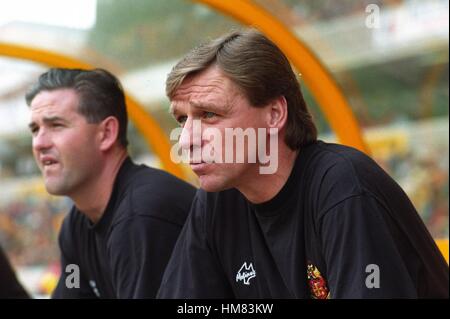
26, 68, 196, 298
158, 29, 448, 298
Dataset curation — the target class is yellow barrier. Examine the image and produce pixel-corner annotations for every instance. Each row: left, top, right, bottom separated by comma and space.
436, 239, 449, 264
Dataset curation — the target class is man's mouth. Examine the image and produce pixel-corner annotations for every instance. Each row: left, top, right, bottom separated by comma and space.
190, 161, 210, 173
189, 160, 205, 165
40, 156, 59, 169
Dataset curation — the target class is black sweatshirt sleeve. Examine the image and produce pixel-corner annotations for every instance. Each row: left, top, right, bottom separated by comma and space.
319, 194, 419, 298
107, 215, 184, 298
157, 194, 233, 298
105, 178, 193, 299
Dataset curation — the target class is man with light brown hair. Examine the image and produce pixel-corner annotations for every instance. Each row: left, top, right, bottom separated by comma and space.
157, 29, 448, 298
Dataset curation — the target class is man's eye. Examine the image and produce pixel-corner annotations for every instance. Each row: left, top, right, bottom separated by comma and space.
177, 116, 187, 126
203, 112, 217, 119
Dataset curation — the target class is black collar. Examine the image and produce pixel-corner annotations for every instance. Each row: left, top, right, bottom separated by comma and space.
251, 141, 318, 216
87, 156, 135, 232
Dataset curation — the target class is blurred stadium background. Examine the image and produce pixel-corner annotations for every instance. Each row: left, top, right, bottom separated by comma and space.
0, 0, 448, 298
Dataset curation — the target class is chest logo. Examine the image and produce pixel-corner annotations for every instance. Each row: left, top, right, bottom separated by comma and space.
307, 262, 330, 299
236, 262, 256, 285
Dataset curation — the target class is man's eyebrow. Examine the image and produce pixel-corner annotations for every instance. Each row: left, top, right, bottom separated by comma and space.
28, 116, 68, 129
168, 101, 231, 117
42, 116, 67, 123
190, 101, 230, 113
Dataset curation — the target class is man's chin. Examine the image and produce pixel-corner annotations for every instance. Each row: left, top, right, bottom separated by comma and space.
44, 183, 67, 196
198, 176, 231, 193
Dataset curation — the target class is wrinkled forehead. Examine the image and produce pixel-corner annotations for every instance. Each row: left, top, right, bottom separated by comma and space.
174, 69, 229, 98
171, 67, 245, 111
170, 84, 237, 117
30, 88, 79, 107
30, 89, 80, 117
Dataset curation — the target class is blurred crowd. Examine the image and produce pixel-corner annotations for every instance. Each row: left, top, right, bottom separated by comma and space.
385, 150, 449, 239
0, 196, 69, 267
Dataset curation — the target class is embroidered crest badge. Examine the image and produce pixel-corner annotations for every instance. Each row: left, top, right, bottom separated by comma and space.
307, 262, 330, 299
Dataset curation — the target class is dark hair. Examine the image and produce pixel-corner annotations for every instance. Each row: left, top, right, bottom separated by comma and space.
166, 29, 317, 150
26, 68, 128, 147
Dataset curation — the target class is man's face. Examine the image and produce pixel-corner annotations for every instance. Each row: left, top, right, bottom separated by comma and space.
170, 66, 270, 192
29, 89, 102, 196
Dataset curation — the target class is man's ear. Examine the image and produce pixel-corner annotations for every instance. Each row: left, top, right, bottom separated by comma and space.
98, 116, 119, 151
265, 95, 288, 132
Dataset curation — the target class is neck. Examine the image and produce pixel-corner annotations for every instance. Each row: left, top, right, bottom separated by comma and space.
71, 149, 128, 223
237, 145, 298, 204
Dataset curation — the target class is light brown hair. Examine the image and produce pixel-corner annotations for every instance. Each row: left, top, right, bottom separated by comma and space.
166, 29, 317, 150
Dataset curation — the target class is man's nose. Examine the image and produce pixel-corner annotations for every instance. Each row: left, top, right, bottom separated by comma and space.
179, 117, 200, 151
32, 129, 52, 153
